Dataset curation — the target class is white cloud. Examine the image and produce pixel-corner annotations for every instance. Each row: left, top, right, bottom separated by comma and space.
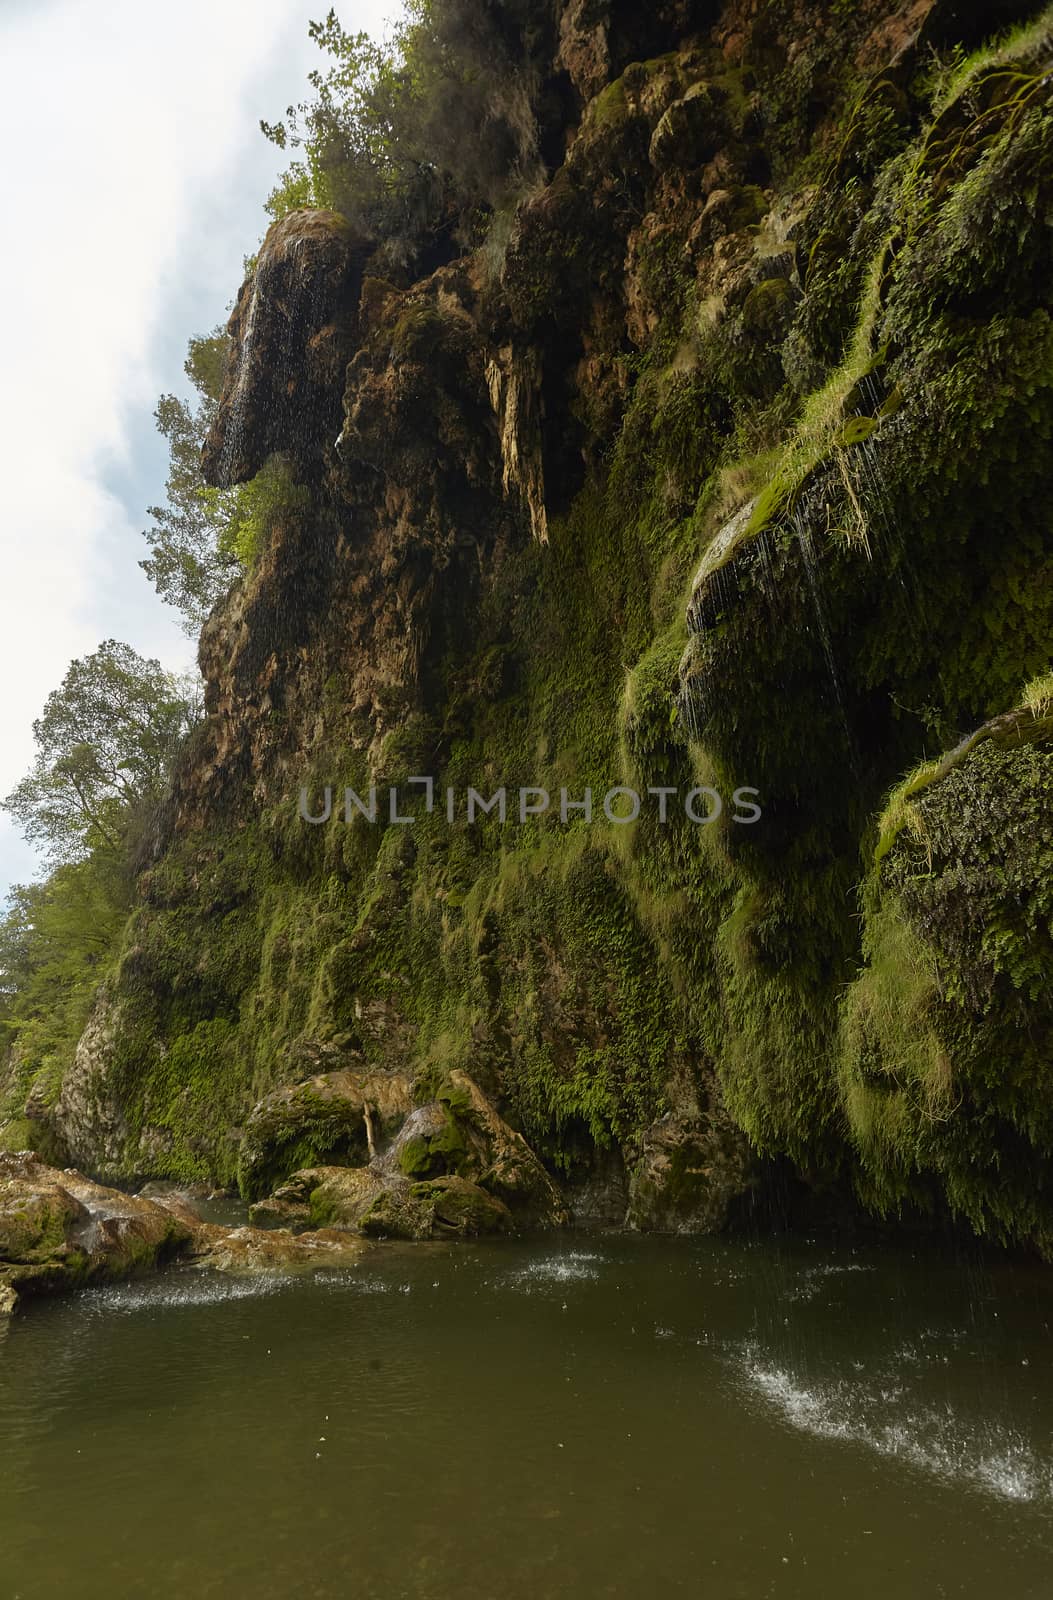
0, 0, 397, 897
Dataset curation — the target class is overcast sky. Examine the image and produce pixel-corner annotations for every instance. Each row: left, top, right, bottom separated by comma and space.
0, 0, 396, 899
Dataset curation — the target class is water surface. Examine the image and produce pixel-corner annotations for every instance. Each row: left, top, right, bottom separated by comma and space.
2, 1232, 1052, 1598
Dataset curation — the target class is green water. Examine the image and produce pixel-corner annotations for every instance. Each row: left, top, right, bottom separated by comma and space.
2, 1232, 1052, 1598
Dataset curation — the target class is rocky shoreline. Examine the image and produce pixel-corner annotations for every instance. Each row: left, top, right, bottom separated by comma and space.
0, 1151, 372, 1316
1, 1056, 756, 1313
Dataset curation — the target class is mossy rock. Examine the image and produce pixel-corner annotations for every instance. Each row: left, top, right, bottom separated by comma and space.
237, 1068, 414, 1201
392, 1101, 470, 1178
649, 82, 724, 172
840, 724, 1053, 1250
360, 1176, 512, 1240
0, 1181, 84, 1264
742, 276, 799, 341
0, 1154, 192, 1297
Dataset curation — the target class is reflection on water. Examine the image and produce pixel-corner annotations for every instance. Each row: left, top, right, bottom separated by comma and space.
2, 1232, 1052, 1599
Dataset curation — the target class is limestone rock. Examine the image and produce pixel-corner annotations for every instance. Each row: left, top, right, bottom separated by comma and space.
238, 1067, 414, 1200
441, 1071, 568, 1225
202, 208, 369, 487
557, 0, 611, 102
187, 1222, 366, 1273
649, 83, 724, 173
358, 1175, 513, 1241
0, 1152, 192, 1298
271, 1163, 512, 1241
626, 1102, 756, 1235
382, 1072, 567, 1226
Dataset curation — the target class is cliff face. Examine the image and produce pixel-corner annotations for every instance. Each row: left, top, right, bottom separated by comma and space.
48, 0, 1053, 1247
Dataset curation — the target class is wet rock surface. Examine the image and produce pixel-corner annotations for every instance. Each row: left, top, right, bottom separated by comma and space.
0, 1152, 191, 1310
287, 1165, 514, 1241
186, 1222, 367, 1272
627, 1104, 757, 1235
238, 1067, 415, 1201
202, 208, 369, 487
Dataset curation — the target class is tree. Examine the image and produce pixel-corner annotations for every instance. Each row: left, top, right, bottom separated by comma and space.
0, 866, 128, 1071
140, 330, 242, 635
261, 5, 548, 256
2, 641, 201, 866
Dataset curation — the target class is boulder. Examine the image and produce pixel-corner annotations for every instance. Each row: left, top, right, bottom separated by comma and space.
390, 1102, 467, 1180
359, 1175, 513, 1241
272, 1164, 513, 1241
187, 1223, 366, 1273
626, 1101, 756, 1234
649, 82, 724, 173
0, 1152, 192, 1302
397, 1071, 568, 1226
250, 1070, 567, 1233
238, 1067, 414, 1201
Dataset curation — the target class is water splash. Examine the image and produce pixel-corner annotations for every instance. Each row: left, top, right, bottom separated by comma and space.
499, 1250, 603, 1290
741, 1356, 1053, 1504
83, 1270, 291, 1315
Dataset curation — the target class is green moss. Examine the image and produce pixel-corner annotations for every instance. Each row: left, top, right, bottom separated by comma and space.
840, 725, 1053, 1247
0, 1120, 34, 1154
389, 303, 446, 360
397, 1108, 468, 1178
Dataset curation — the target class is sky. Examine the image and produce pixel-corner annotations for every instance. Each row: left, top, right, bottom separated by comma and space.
0, 0, 397, 899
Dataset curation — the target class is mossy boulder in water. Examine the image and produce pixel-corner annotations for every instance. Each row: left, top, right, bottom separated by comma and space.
0, 1153, 192, 1311
358, 1175, 513, 1240
281, 1164, 512, 1240
392, 1073, 568, 1225
627, 1092, 758, 1235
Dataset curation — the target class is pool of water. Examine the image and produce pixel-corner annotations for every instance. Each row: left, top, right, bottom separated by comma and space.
2, 1231, 1052, 1598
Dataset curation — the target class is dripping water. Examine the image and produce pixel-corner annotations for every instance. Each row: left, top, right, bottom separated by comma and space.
219, 280, 262, 486
791, 508, 861, 779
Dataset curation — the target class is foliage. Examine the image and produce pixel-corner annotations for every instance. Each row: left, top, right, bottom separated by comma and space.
141, 331, 314, 627
0, 643, 204, 1143
2, 641, 199, 866
0, 863, 128, 1110
140, 331, 240, 634
261, 3, 550, 266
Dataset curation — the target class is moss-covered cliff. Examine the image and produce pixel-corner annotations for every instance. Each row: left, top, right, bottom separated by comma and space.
12, 0, 1053, 1250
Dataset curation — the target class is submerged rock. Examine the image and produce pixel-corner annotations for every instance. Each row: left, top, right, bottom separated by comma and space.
187, 1223, 366, 1273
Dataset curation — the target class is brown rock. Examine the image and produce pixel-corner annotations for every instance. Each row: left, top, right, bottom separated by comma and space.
187, 1222, 366, 1273
0, 1152, 192, 1298
201, 208, 370, 487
